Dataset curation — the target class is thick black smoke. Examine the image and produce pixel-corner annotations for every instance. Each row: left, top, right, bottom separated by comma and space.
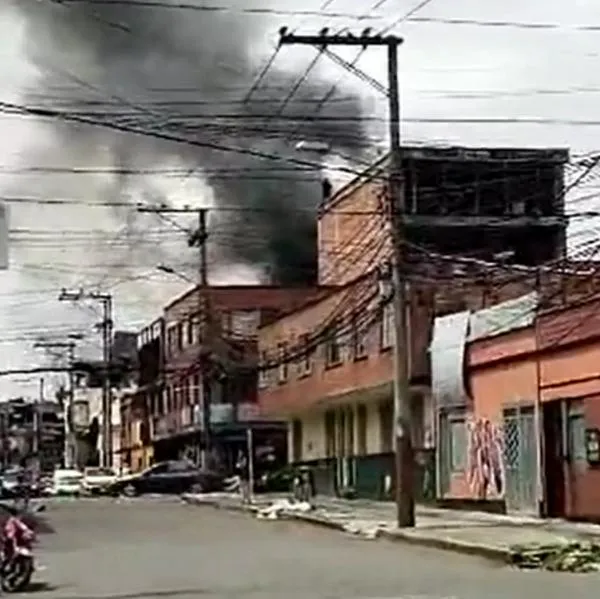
12, 0, 366, 285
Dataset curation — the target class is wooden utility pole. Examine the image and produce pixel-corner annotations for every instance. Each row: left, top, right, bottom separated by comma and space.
139, 206, 211, 467
279, 29, 414, 526
59, 289, 113, 467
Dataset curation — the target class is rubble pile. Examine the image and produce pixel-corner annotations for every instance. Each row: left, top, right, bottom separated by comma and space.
510, 542, 600, 572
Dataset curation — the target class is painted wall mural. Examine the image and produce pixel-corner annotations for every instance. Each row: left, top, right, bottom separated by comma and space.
467, 418, 504, 499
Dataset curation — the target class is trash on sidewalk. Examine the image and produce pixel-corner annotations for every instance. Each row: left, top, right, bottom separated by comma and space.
510, 541, 600, 572
256, 498, 313, 520
340, 520, 391, 540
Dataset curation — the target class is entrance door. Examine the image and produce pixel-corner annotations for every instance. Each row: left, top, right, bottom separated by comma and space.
503, 406, 538, 513
542, 401, 566, 518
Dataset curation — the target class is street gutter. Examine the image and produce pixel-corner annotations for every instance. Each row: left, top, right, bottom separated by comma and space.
180, 494, 512, 563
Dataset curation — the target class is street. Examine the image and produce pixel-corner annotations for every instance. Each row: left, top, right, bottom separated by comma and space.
27, 497, 600, 599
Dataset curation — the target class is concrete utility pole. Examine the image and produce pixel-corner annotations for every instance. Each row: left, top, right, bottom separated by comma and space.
139, 206, 211, 466
33, 338, 81, 468
279, 29, 414, 527
59, 289, 113, 468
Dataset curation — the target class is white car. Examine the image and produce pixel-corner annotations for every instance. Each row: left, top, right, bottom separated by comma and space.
49, 469, 83, 496
81, 467, 117, 495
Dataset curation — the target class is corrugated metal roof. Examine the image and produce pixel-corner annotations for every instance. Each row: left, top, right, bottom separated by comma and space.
468, 291, 538, 341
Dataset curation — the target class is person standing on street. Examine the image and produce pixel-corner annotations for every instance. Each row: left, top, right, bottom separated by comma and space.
235, 451, 250, 504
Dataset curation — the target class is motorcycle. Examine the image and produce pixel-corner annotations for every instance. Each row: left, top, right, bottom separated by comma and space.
0, 515, 36, 593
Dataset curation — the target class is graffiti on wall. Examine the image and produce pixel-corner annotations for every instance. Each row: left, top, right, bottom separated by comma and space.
467, 418, 504, 499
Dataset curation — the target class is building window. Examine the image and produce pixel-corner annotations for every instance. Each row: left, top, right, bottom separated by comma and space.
187, 318, 194, 346
352, 313, 368, 359
278, 342, 288, 383
297, 334, 312, 376
167, 326, 176, 356
568, 406, 586, 463
192, 375, 201, 404
258, 351, 269, 389
324, 322, 342, 367
183, 379, 190, 405
449, 415, 467, 472
380, 302, 394, 349
165, 386, 173, 413
176, 322, 184, 351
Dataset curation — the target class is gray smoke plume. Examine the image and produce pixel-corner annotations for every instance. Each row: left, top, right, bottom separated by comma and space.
11, 0, 367, 285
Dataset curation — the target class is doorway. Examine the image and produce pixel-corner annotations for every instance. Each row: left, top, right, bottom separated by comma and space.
542, 401, 566, 518
503, 405, 538, 513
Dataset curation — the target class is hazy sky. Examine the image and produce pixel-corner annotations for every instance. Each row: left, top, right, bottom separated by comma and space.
1, 0, 600, 398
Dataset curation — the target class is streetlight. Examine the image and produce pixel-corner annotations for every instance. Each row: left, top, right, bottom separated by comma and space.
156, 264, 194, 285
294, 140, 331, 154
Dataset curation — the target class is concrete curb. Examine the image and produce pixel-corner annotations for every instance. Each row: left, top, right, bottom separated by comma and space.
378, 529, 512, 563
180, 495, 512, 563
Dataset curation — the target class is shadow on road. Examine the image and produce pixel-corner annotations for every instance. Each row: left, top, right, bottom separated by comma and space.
24, 581, 59, 594
71, 590, 211, 599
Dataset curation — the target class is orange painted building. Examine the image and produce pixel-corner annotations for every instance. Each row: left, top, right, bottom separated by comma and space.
442, 295, 600, 520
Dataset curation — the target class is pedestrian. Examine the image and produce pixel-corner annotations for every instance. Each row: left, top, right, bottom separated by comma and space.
235, 451, 250, 504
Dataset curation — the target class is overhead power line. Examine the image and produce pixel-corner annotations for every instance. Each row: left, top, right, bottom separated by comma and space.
55, 0, 387, 19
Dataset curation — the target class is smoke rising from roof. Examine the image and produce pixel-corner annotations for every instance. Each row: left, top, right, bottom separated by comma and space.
11, 0, 367, 285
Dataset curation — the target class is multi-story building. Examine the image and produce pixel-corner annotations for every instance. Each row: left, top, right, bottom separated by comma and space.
0, 398, 64, 472
319, 146, 568, 286
150, 285, 321, 469
258, 145, 572, 500
69, 331, 138, 469
119, 318, 164, 473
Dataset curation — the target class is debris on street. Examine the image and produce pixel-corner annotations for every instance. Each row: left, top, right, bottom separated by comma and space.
340, 520, 391, 540
510, 541, 600, 572
256, 498, 312, 520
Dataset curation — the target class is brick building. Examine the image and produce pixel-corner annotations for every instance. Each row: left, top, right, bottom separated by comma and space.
318, 146, 568, 288
151, 285, 320, 468
258, 145, 571, 500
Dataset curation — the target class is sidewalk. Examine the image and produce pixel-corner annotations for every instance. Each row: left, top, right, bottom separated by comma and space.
182, 492, 600, 571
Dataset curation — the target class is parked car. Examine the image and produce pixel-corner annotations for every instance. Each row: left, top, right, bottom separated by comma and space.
105, 461, 225, 497
81, 467, 117, 495
48, 469, 83, 496
0, 468, 22, 498
0, 468, 43, 499
254, 464, 300, 494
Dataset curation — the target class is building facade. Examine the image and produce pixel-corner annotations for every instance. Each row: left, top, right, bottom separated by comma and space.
319, 146, 568, 288
148, 285, 319, 469
0, 399, 64, 472
258, 146, 570, 501
119, 318, 164, 473
434, 284, 600, 520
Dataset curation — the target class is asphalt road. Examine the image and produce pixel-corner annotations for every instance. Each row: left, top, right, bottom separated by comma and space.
27, 496, 600, 599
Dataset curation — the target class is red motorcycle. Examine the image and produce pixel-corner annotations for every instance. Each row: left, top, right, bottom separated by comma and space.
1, 514, 35, 592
